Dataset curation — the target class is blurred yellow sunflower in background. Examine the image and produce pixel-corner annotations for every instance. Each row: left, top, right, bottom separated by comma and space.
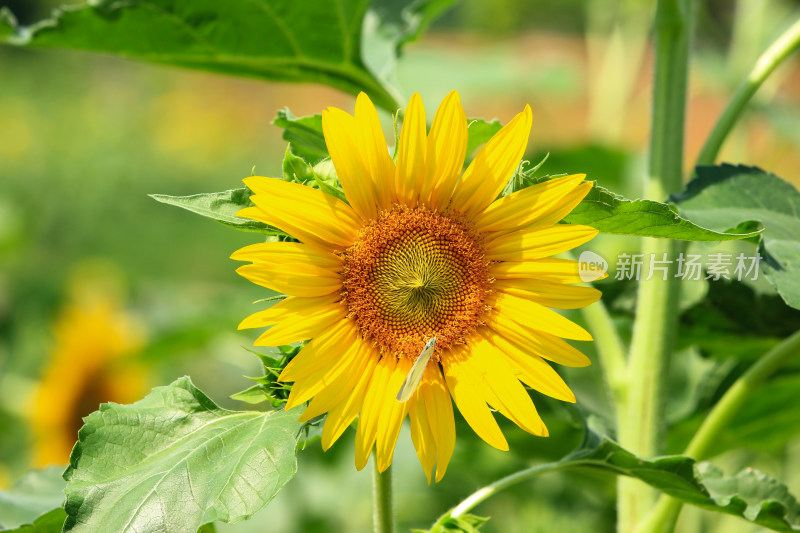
234, 91, 603, 482
29, 270, 146, 466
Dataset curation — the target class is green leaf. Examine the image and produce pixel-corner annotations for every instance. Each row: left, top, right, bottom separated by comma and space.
1, 0, 400, 111
564, 430, 800, 531
565, 183, 762, 240
313, 166, 348, 203
362, 0, 458, 94
2, 509, 67, 533
0, 467, 65, 530
466, 118, 502, 157
677, 279, 800, 364
273, 110, 328, 165
149, 188, 284, 235
63, 377, 303, 533
507, 173, 763, 241
281, 146, 315, 184
228, 384, 269, 405
672, 164, 800, 309
415, 513, 489, 533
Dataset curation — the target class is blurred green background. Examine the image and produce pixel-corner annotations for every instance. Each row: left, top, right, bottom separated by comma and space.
1, 0, 800, 531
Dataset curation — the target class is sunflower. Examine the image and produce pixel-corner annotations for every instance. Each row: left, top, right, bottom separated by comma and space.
29, 279, 146, 466
234, 91, 603, 482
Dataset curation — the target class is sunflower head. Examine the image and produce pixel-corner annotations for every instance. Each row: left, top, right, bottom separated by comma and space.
234, 91, 603, 482
29, 273, 146, 466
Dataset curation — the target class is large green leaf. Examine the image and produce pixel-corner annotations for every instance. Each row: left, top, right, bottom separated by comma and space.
63, 377, 303, 533
429, 429, 800, 532
149, 188, 284, 235
569, 431, 800, 531
506, 171, 763, 241
672, 164, 800, 309
0, 0, 403, 110
0, 468, 65, 530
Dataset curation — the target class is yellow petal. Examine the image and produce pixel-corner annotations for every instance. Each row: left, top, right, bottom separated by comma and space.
236, 263, 341, 297
238, 293, 340, 330
533, 182, 594, 227
354, 92, 395, 210
355, 356, 397, 470
494, 279, 601, 309
320, 353, 379, 451
442, 347, 508, 451
254, 303, 346, 347
494, 292, 592, 341
480, 328, 575, 402
322, 106, 378, 220
421, 365, 455, 482
424, 91, 468, 209
486, 224, 599, 261
242, 177, 360, 249
409, 393, 437, 484
376, 358, 412, 472
230, 241, 342, 268
395, 93, 427, 205
469, 338, 547, 435
298, 338, 371, 422
283, 324, 360, 409
279, 320, 356, 383
491, 257, 607, 284
488, 312, 591, 368
475, 174, 588, 233
450, 105, 532, 218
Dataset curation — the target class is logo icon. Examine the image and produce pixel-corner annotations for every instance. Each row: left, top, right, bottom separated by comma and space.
578, 250, 608, 282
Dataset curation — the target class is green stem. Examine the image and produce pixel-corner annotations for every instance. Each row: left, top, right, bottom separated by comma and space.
617, 1, 693, 532
580, 301, 628, 407
372, 462, 395, 533
636, 329, 800, 533
431, 462, 575, 527
696, 17, 800, 166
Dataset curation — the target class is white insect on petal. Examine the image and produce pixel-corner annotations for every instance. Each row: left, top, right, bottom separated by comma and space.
396, 336, 437, 402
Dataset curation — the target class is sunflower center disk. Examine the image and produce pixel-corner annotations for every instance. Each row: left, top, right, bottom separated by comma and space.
341, 205, 492, 359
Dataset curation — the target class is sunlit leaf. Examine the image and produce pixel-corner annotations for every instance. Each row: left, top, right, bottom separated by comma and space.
0, 0, 401, 110
507, 172, 763, 241
149, 189, 284, 235
0, 467, 65, 530
63, 377, 303, 533
673, 164, 800, 309
564, 430, 800, 531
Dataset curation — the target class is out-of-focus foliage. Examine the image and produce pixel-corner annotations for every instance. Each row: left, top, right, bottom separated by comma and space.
0, 467, 64, 530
